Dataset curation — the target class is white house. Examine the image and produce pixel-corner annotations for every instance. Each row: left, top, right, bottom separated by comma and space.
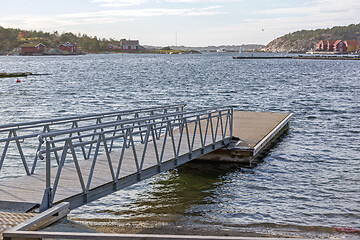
120, 39, 140, 50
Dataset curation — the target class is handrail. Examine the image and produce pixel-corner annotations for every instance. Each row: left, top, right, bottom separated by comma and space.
0, 104, 186, 176
38, 107, 230, 141
38, 107, 233, 211
36, 107, 230, 159
0, 104, 186, 132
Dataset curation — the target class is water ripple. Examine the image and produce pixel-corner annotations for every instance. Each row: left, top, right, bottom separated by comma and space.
1, 53, 360, 237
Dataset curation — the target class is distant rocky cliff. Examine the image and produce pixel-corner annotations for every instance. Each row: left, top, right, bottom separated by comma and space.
263, 23, 360, 52
264, 38, 317, 52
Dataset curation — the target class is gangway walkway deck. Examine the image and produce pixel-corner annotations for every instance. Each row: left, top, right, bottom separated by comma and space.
0, 105, 233, 212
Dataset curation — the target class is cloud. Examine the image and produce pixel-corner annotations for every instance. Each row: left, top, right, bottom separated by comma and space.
254, 0, 360, 16
2, 0, 359, 46
0, 14, 134, 31
92, 0, 149, 7
92, 0, 241, 7
58, 6, 225, 19
0, 2, 226, 34
164, 0, 240, 2
229, 0, 360, 44
193, 0, 360, 45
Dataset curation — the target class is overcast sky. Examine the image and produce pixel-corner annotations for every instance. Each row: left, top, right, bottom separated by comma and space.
1, 0, 359, 46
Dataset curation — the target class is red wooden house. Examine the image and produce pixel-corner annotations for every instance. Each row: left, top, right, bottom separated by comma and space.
20, 43, 46, 55
333, 40, 347, 53
316, 40, 327, 51
326, 40, 336, 51
316, 40, 337, 51
59, 42, 78, 53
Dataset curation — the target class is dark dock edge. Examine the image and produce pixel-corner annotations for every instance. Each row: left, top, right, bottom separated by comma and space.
233, 56, 360, 60
0, 72, 32, 78
252, 113, 293, 158
0, 72, 51, 78
198, 112, 293, 164
233, 56, 292, 59
293, 56, 360, 60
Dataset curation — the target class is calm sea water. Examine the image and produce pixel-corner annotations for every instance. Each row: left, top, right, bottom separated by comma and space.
0, 53, 359, 237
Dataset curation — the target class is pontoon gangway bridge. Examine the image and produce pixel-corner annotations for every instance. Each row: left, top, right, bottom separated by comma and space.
0, 104, 233, 212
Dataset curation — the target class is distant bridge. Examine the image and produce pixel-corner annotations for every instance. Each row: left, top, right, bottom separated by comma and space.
0, 104, 233, 212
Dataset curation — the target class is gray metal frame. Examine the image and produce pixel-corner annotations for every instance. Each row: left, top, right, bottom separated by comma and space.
0, 104, 186, 176
37, 107, 233, 211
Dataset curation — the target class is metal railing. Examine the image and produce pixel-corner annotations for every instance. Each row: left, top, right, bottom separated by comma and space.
37, 107, 233, 211
0, 104, 186, 176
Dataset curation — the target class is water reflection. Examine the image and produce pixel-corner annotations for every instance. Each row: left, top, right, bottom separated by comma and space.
72, 161, 248, 222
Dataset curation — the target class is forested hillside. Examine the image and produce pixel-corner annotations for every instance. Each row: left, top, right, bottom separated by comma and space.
265, 23, 360, 52
0, 26, 122, 54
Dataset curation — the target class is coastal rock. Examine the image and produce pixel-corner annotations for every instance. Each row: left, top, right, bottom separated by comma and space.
263, 38, 317, 53
44, 48, 77, 55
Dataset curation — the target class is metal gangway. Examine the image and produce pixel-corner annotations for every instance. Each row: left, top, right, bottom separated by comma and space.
0, 104, 233, 212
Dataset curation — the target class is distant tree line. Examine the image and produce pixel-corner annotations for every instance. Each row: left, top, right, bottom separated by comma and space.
281, 23, 360, 42
0, 26, 122, 53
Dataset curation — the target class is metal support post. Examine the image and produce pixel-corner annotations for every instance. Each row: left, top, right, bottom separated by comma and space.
39, 141, 52, 212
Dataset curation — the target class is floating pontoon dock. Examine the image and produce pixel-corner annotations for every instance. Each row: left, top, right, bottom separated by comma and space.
199, 111, 292, 164
0, 105, 292, 239
232, 56, 292, 59
233, 55, 360, 60
0, 72, 32, 78
0, 73, 50, 78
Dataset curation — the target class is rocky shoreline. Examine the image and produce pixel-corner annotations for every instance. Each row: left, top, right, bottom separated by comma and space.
1, 47, 86, 56
1, 49, 202, 56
